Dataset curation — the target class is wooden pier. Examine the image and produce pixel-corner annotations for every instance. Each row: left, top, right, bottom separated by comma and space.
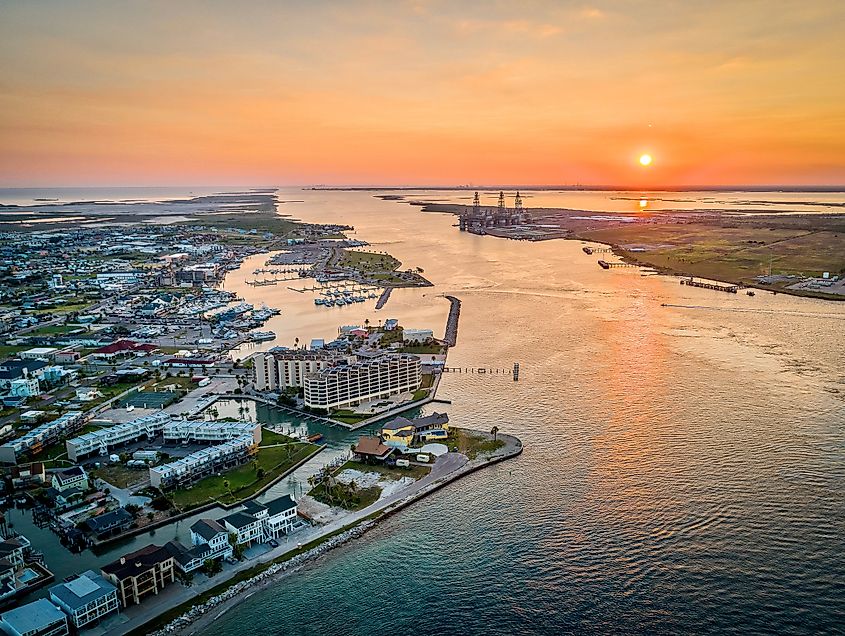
680, 277, 739, 293
583, 246, 613, 255
598, 259, 637, 269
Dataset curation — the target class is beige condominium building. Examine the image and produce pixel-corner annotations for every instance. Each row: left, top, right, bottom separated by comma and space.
304, 354, 421, 410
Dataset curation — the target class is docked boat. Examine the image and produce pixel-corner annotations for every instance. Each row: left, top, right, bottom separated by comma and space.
307, 433, 324, 443
249, 331, 276, 342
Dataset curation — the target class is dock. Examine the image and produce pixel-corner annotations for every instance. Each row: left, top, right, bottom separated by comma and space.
598, 259, 636, 269
443, 295, 461, 346
680, 278, 739, 293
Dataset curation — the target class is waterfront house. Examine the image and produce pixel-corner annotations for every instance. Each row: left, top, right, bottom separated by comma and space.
49, 570, 119, 629
353, 436, 394, 463
188, 518, 233, 563
85, 508, 134, 538
381, 413, 450, 447
0, 598, 69, 636
50, 466, 88, 493
265, 495, 298, 537
0, 558, 16, 601
100, 544, 176, 608
10, 462, 46, 488
221, 511, 264, 546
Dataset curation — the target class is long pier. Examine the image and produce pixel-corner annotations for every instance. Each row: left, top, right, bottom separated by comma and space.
680, 278, 739, 293
443, 295, 461, 346
375, 287, 392, 309
598, 259, 637, 269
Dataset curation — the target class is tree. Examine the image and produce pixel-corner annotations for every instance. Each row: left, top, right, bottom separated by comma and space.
223, 479, 231, 498
203, 558, 223, 576
257, 467, 265, 480
491, 426, 499, 442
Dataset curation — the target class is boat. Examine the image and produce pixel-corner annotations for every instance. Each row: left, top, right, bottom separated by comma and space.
249, 331, 276, 342
307, 433, 324, 443
747, 290, 756, 296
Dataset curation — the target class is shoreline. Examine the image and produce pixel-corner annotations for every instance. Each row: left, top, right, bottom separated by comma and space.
413, 202, 845, 302
129, 430, 523, 636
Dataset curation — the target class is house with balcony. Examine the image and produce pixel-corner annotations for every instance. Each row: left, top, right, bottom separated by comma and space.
100, 544, 175, 608
221, 512, 264, 546
49, 570, 119, 630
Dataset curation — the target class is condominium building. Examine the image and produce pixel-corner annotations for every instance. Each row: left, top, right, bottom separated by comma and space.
253, 350, 338, 391
149, 435, 258, 488
0, 411, 85, 464
303, 354, 421, 410
66, 412, 170, 462
100, 544, 175, 608
49, 570, 120, 629
162, 420, 260, 445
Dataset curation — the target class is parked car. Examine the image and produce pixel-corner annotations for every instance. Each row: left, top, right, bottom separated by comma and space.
268, 539, 279, 548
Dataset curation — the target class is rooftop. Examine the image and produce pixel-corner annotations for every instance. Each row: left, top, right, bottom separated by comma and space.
50, 570, 116, 611
0, 598, 66, 633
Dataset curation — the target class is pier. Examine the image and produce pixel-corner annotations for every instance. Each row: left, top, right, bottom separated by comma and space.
443, 295, 461, 346
680, 277, 739, 293
375, 287, 392, 309
583, 246, 612, 255
598, 259, 637, 269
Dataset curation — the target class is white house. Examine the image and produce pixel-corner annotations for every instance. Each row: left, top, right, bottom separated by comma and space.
221, 512, 264, 546
189, 519, 233, 561
51, 466, 88, 493
10, 377, 40, 397
264, 495, 298, 538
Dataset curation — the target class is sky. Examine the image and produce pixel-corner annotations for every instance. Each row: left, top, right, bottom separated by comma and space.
1, 0, 843, 187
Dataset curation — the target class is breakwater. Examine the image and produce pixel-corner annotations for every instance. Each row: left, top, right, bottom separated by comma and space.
375, 287, 392, 309
443, 295, 461, 346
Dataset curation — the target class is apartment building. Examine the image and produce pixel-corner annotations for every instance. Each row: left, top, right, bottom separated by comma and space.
66, 412, 171, 461
303, 354, 421, 410
100, 545, 175, 608
253, 350, 338, 391
149, 435, 258, 488
0, 411, 85, 464
161, 420, 260, 445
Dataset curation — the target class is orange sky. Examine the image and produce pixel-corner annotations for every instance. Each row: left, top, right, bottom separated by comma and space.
1, 1, 843, 186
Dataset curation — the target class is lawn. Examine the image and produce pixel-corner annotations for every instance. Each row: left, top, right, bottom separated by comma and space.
170, 441, 318, 510
400, 343, 446, 354
338, 250, 400, 272
411, 389, 429, 401
330, 409, 369, 425
90, 464, 149, 489
309, 482, 381, 511
339, 459, 430, 481
444, 428, 504, 459
0, 345, 27, 358
259, 428, 297, 446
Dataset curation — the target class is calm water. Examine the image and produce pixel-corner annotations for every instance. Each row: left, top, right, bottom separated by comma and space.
7, 188, 845, 633
208, 189, 845, 635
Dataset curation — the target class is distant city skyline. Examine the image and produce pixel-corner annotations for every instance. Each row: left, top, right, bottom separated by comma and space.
1, 1, 843, 187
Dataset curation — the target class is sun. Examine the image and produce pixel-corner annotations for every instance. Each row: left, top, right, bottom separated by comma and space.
639, 154, 653, 166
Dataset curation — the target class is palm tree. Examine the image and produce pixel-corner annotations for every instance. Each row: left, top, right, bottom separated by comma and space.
491, 426, 499, 442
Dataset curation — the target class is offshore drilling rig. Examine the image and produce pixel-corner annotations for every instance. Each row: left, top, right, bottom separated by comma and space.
458, 191, 527, 232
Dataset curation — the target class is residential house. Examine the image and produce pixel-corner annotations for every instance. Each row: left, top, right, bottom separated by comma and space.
0, 598, 69, 636
381, 413, 450, 447
165, 518, 235, 574
10, 377, 40, 398
49, 570, 120, 629
221, 512, 264, 547
51, 466, 88, 493
100, 544, 175, 608
85, 509, 134, 538
353, 436, 394, 463
10, 462, 46, 488
264, 495, 298, 538
0, 358, 49, 390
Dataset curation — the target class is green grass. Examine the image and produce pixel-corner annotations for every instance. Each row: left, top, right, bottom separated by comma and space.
339, 459, 430, 481
444, 428, 504, 459
170, 442, 317, 510
338, 250, 400, 272
27, 324, 85, 336
309, 482, 381, 511
0, 345, 27, 358
411, 389, 429, 401
330, 409, 369, 424
259, 428, 297, 447
90, 464, 148, 489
